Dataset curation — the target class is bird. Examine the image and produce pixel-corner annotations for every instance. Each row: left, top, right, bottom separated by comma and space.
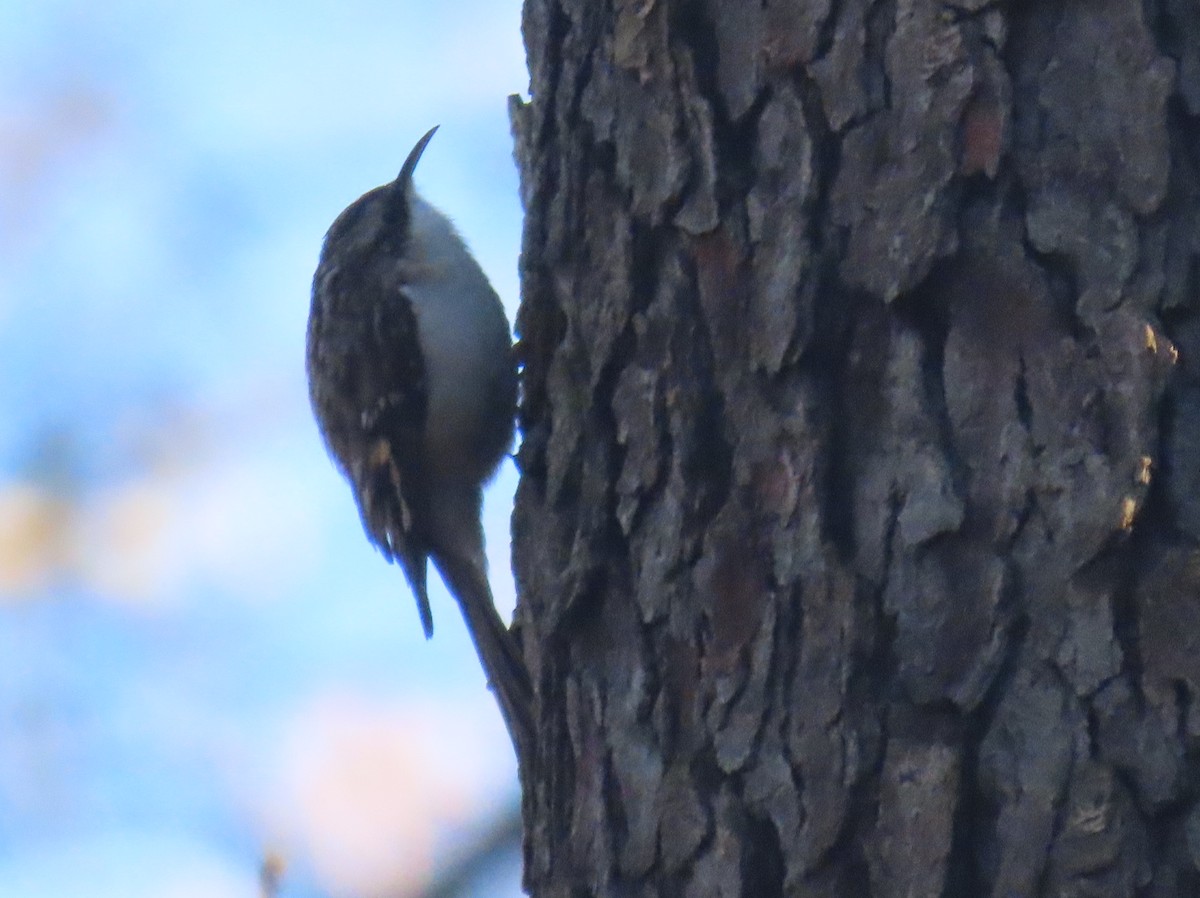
306, 126, 533, 759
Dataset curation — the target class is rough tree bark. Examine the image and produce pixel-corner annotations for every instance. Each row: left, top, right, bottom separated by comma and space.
508, 1, 1200, 895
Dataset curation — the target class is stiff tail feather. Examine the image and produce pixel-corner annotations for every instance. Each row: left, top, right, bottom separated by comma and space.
434, 550, 534, 763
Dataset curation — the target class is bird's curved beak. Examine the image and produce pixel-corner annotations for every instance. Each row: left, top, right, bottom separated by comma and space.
396, 125, 439, 192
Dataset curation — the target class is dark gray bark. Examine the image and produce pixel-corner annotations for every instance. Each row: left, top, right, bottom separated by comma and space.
509, 0, 1200, 895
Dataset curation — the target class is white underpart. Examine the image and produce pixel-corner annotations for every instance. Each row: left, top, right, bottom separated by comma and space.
403, 194, 510, 483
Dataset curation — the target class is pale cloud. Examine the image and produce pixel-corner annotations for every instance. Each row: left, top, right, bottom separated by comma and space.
0, 434, 324, 610
0, 483, 73, 597
262, 689, 513, 898
71, 450, 324, 609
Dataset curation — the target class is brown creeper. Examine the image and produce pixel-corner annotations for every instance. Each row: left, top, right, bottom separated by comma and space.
306, 127, 532, 758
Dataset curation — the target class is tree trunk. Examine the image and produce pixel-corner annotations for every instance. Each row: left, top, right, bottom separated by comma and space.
508, 1, 1200, 895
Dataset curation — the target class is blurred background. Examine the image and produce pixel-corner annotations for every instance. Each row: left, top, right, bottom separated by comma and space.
0, 1, 528, 896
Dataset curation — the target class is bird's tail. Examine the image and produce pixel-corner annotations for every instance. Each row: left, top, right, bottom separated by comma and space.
434, 549, 535, 765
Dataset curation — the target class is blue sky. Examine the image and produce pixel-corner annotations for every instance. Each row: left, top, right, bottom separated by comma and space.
0, 1, 528, 895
